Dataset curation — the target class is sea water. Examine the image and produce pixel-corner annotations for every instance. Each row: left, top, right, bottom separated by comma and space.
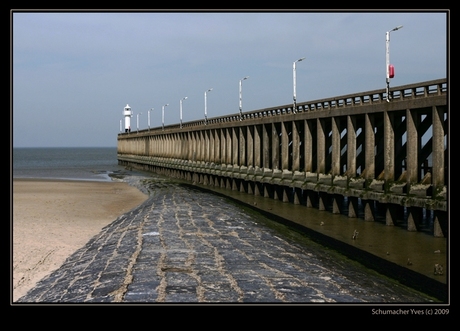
12, 147, 124, 182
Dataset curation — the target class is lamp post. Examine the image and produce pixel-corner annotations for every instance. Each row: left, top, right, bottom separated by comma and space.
162, 104, 169, 130
386, 25, 403, 102
148, 108, 153, 131
137, 112, 142, 132
204, 88, 213, 125
120, 119, 122, 132
293, 57, 306, 113
180, 97, 187, 129
239, 76, 249, 120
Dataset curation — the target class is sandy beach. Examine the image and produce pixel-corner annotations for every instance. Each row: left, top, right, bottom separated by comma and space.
12, 178, 148, 302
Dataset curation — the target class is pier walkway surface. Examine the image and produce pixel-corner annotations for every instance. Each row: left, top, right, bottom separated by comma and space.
16, 173, 446, 304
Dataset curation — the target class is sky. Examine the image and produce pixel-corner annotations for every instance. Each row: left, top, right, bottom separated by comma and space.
11, 10, 448, 148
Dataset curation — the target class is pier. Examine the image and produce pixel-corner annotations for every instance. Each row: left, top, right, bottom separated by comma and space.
117, 78, 448, 238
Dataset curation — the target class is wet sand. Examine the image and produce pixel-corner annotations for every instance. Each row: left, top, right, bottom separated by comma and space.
12, 178, 148, 302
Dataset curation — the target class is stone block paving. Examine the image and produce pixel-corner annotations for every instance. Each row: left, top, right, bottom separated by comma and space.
17, 179, 436, 303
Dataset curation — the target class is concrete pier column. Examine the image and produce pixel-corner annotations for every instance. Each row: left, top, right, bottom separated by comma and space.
407, 207, 422, 231
317, 118, 326, 174
247, 181, 254, 195
254, 125, 262, 169
291, 121, 300, 172
304, 190, 318, 208
383, 110, 395, 189
176, 133, 180, 158
262, 124, 270, 169
193, 131, 198, 161
203, 174, 209, 186
182, 133, 186, 160
281, 121, 289, 170
226, 128, 232, 165
210, 129, 215, 163
433, 210, 447, 238
216, 129, 221, 164
197, 131, 202, 162
145, 136, 150, 156
239, 179, 246, 193
282, 186, 290, 203
406, 108, 418, 189
188, 132, 193, 161
219, 128, 225, 165
220, 176, 226, 189
364, 113, 375, 186
432, 105, 445, 193
362, 199, 375, 221
385, 203, 403, 226
293, 187, 302, 205
348, 197, 359, 218
304, 119, 313, 173
169, 134, 173, 157
226, 177, 232, 190
171, 133, 176, 158
331, 117, 340, 176
332, 194, 344, 214
273, 185, 279, 200
162, 135, 167, 157
318, 192, 329, 211
232, 127, 239, 166
347, 115, 357, 176
247, 126, 254, 168
240, 126, 247, 167
253, 182, 261, 196
232, 178, 238, 191
166, 135, 170, 157
181, 133, 185, 160
209, 175, 214, 186
272, 123, 280, 170
200, 130, 206, 162
205, 129, 211, 163
264, 183, 272, 199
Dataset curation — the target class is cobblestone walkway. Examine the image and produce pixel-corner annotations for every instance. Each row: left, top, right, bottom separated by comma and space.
17, 178, 437, 303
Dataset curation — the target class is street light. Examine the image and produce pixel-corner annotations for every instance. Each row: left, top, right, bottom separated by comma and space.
180, 97, 187, 129
293, 57, 306, 113
148, 108, 153, 131
136, 112, 142, 132
162, 104, 169, 130
239, 76, 249, 120
386, 25, 403, 102
204, 88, 213, 125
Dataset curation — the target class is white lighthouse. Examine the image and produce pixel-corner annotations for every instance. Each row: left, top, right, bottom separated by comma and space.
123, 104, 133, 132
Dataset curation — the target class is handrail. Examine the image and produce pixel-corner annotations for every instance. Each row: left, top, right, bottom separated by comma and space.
119, 78, 447, 134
